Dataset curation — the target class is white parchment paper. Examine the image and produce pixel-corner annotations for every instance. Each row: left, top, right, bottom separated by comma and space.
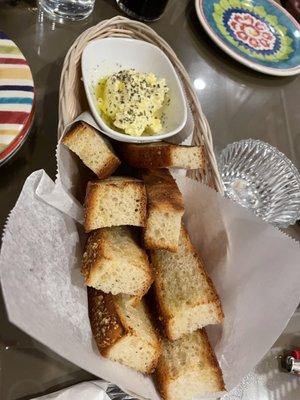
1, 115, 300, 400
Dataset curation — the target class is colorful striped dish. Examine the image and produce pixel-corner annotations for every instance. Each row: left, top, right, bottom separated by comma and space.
0, 32, 35, 165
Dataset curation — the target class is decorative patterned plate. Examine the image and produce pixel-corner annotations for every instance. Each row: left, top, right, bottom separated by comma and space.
195, 0, 300, 76
0, 32, 35, 165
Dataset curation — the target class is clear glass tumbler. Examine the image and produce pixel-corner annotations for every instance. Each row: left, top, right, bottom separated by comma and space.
39, 0, 95, 21
218, 139, 300, 228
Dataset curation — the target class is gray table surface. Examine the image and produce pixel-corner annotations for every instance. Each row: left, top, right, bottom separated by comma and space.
0, 0, 299, 399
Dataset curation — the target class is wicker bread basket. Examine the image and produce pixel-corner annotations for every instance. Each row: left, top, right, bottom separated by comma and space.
58, 16, 222, 192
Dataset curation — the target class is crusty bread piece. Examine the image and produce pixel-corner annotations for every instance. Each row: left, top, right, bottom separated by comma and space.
156, 330, 225, 400
118, 142, 204, 170
82, 226, 153, 298
88, 288, 161, 374
62, 122, 120, 179
84, 177, 147, 232
141, 169, 184, 252
151, 226, 223, 340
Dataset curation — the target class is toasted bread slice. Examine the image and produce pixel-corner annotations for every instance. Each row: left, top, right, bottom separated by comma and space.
156, 330, 225, 400
62, 122, 120, 179
151, 226, 223, 340
82, 226, 153, 298
141, 169, 184, 252
119, 142, 204, 170
88, 288, 161, 374
84, 177, 147, 232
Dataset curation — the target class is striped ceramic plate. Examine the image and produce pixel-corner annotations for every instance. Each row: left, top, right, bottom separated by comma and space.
0, 32, 35, 165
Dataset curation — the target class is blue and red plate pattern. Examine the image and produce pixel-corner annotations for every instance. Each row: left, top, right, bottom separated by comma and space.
195, 0, 300, 75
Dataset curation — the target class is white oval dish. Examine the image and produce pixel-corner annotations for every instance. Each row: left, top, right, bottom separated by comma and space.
81, 37, 187, 143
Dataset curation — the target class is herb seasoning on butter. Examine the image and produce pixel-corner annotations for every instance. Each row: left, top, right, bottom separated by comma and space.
96, 69, 169, 136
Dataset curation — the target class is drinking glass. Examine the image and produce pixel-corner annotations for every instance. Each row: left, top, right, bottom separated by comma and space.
39, 0, 95, 21
116, 0, 170, 21
218, 139, 300, 228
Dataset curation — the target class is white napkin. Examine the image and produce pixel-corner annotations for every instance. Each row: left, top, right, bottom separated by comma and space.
33, 381, 111, 400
